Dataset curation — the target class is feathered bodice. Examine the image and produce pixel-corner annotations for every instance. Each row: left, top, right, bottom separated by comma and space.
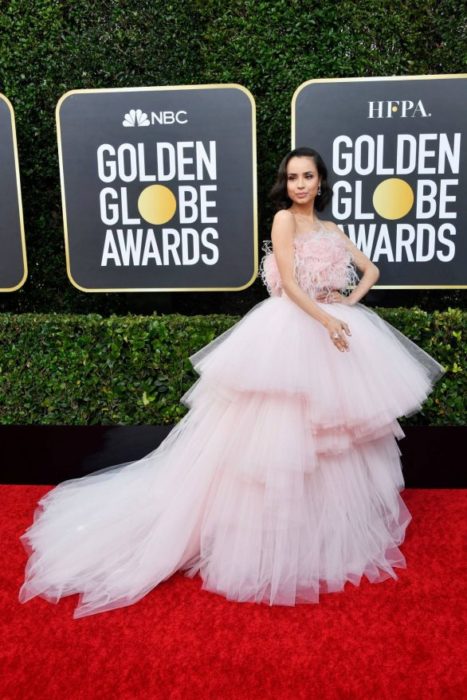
259, 228, 360, 300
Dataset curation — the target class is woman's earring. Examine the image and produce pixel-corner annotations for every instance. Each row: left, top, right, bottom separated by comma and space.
317, 185, 322, 196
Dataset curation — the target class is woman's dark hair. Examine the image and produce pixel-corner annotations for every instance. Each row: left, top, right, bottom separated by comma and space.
269, 146, 332, 212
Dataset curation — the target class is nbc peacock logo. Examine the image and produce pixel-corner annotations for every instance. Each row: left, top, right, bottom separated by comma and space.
122, 109, 150, 127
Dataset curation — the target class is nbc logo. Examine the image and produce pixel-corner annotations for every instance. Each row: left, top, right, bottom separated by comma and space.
122, 109, 150, 127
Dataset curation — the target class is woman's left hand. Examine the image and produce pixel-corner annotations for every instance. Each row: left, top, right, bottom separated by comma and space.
315, 290, 353, 304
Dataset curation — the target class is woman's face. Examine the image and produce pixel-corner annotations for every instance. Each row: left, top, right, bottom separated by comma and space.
286, 156, 320, 207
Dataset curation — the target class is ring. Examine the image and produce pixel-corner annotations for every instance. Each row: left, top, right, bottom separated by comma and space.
332, 333, 339, 339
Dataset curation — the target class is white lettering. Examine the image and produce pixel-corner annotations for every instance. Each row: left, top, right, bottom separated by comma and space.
437, 224, 456, 261
101, 229, 121, 266
97, 145, 116, 183
201, 228, 219, 264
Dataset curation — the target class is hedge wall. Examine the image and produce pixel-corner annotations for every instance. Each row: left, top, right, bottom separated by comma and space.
0, 0, 465, 316
0, 307, 464, 426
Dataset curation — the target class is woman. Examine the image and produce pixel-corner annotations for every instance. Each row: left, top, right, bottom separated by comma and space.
19, 147, 445, 618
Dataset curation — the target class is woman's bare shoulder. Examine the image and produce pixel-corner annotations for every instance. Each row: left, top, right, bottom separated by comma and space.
272, 209, 295, 237
321, 218, 339, 230
273, 209, 295, 224
271, 210, 295, 250
321, 219, 347, 237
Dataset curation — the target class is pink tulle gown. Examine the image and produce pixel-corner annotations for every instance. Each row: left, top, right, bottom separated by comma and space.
19, 224, 445, 618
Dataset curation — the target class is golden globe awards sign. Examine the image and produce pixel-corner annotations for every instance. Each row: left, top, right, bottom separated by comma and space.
0, 95, 27, 291
292, 75, 466, 288
57, 84, 256, 291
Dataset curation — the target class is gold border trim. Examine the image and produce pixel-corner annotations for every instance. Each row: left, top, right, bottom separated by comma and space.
56, 83, 257, 293
291, 73, 467, 290
0, 93, 28, 292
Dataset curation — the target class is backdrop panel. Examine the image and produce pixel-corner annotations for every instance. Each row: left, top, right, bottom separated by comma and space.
57, 84, 257, 292
0, 94, 27, 292
292, 75, 467, 289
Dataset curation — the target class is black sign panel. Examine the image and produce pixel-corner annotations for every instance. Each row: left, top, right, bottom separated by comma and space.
57, 84, 257, 291
0, 95, 27, 291
293, 75, 467, 288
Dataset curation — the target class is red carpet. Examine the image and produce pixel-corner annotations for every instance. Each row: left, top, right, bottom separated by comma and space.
1, 486, 465, 699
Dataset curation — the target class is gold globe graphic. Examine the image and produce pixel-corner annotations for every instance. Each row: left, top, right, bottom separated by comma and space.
138, 185, 177, 225
372, 178, 414, 220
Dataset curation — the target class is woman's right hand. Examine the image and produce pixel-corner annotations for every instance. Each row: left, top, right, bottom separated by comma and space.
324, 316, 351, 352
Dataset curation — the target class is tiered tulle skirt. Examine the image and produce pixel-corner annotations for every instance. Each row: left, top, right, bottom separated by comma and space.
18, 295, 445, 617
